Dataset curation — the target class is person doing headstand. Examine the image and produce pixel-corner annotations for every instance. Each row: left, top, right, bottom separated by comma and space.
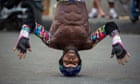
14, 0, 130, 76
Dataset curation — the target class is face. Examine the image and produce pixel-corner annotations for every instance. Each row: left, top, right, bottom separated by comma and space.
62, 50, 79, 68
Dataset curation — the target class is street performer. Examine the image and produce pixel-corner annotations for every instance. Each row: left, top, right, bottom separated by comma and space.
13, 0, 130, 76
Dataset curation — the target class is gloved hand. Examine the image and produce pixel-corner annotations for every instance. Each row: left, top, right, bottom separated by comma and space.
13, 24, 31, 59
111, 42, 130, 65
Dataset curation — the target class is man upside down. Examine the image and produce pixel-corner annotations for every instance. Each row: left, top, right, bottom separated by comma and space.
13, 0, 130, 76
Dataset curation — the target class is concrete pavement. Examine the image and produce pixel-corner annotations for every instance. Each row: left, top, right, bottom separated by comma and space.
0, 32, 140, 84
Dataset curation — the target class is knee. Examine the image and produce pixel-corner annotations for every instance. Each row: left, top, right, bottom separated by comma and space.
105, 21, 120, 34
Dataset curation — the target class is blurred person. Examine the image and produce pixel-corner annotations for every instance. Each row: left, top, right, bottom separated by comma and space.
13, 0, 130, 76
89, 0, 118, 19
130, 0, 140, 23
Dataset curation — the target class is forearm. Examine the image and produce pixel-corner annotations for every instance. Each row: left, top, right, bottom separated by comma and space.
18, 24, 30, 38
90, 25, 107, 45
34, 23, 51, 45
91, 22, 120, 45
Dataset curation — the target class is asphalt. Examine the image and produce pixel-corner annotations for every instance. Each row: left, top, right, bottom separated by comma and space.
0, 32, 140, 84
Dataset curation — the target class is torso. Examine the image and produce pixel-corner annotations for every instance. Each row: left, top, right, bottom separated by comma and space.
49, 1, 93, 50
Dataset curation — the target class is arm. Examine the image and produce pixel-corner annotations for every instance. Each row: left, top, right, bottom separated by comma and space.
90, 22, 130, 65
34, 23, 51, 45
13, 23, 50, 59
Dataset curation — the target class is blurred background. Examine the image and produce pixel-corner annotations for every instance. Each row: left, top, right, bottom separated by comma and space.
41, 0, 140, 34
42, 0, 130, 17
0, 0, 139, 34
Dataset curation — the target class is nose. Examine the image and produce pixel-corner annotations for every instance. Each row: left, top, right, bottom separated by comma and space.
69, 58, 73, 61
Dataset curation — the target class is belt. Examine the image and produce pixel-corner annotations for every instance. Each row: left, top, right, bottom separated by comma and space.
57, 0, 85, 2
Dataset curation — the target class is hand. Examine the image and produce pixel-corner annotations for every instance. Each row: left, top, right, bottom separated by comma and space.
13, 24, 31, 59
13, 37, 31, 60
110, 43, 131, 65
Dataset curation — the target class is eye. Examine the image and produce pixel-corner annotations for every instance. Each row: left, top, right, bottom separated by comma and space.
63, 60, 70, 64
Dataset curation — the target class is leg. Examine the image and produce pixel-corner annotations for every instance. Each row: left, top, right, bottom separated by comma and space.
107, 0, 118, 19
89, 0, 105, 18
95, 0, 105, 17
89, 0, 98, 18
130, 0, 140, 23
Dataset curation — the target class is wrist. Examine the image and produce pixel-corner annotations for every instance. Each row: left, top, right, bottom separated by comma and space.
110, 30, 122, 45
112, 35, 122, 45
19, 24, 30, 38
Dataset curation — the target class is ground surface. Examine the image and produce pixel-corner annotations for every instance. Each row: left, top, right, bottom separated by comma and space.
0, 32, 140, 84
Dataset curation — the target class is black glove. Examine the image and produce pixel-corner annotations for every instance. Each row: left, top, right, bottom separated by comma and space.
16, 37, 30, 54
111, 43, 127, 59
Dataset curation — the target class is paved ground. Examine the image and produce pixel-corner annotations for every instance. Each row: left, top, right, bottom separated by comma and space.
0, 32, 140, 84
